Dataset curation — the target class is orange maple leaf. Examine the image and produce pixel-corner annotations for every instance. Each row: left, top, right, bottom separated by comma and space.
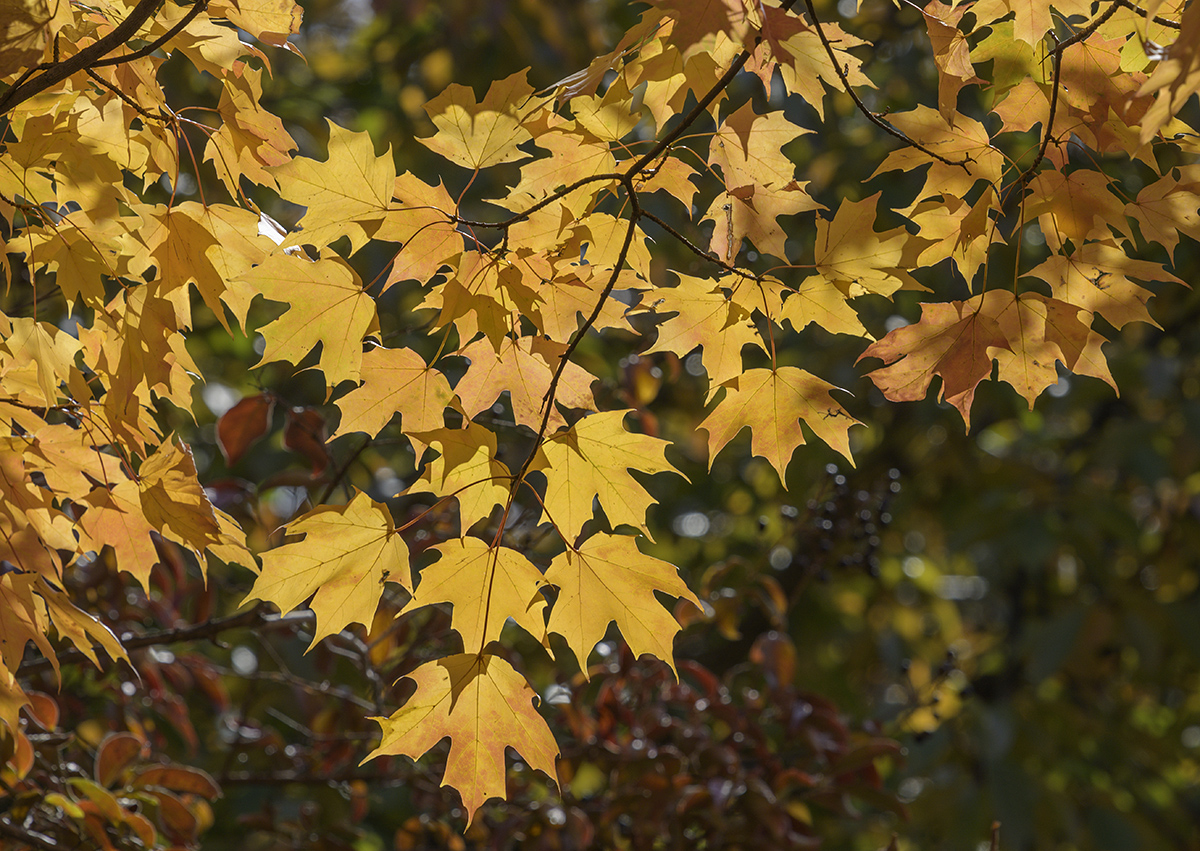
857, 299, 1011, 428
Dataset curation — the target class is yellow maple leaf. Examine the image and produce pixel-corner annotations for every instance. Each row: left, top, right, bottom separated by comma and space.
245, 491, 410, 649
453, 335, 596, 433
401, 537, 547, 653
376, 172, 463, 288
421, 70, 535, 170
813, 194, 913, 298
642, 273, 763, 392
701, 367, 859, 479
1, 317, 80, 406
1022, 240, 1179, 330
774, 277, 872, 339
332, 346, 454, 440
981, 290, 1117, 407
406, 423, 513, 530
240, 253, 376, 387
922, 0, 984, 124
274, 120, 395, 252
137, 438, 221, 558
365, 653, 559, 824
546, 532, 700, 677
209, 0, 303, 49
533, 409, 683, 542
871, 107, 1004, 205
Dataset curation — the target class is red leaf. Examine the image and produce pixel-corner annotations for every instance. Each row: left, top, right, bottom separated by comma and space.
217, 394, 275, 465
284, 406, 330, 477
133, 765, 222, 799
95, 732, 144, 788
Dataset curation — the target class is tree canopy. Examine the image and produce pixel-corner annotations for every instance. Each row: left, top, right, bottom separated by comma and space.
2, 0, 1200, 848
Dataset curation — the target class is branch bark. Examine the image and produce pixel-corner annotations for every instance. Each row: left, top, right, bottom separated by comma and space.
0, 0, 205, 115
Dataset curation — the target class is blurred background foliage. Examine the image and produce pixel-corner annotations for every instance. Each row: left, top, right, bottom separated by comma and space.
46, 0, 1200, 849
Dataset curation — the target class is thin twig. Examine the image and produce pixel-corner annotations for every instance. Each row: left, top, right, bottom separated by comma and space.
92, 0, 209, 68
454, 172, 625, 232
639, 209, 755, 279
1116, 0, 1181, 28
802, 0, 970, 169
17, 603, 269, 676
0, 818, 63, 851
1056, 0, 1124, 52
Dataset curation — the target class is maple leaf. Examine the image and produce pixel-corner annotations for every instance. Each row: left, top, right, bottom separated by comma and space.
777, 19, 873, 119
136, 438, 221, 558
208, 0, 303, 49
533, 410, 683, 543
776, 277, 872, 339
245, 491, 410, 649
453, 335, 597, 432
401, 537, 547, 653
642, 273, 762, 391
365, 653, 559, 823
421, 70, 535, 170
872, 107, 1004, 204
491, 129, 616, 217
37, 576, 128, 671
701, 367, 859, 478
1121, 173, 1200, 258
546, 532, 700, 677
702, 182, 821, 262
77, 480, 159, 587
905, 191, 999, 287
332, 346, 454, 440
0, 317, 80, 406
240, 253, 376, 386
968, 0, 1083, 46
0, 572, 57, 676
376, 172, 464, 287
1023, 241, 1180, 330
982, 290, 1116, 406
425, 249, 540, 348
857, 299, 1012, 428
274, 120, 395, 252
1136, 0, 1200, 144
1025, 169, 1124, 251
406, 423, 513, 529
922, 0, 984, 124
531, 264, 642, 342
813, 194, 913, 298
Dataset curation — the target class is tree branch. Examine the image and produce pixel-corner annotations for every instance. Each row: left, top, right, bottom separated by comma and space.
91, 0, 208, 69
0, 0, 205, 115
0, 818, 64, 851
17, 603, 269, 677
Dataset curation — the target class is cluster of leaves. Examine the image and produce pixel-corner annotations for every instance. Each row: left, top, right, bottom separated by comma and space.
2, 0, 1200, 845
